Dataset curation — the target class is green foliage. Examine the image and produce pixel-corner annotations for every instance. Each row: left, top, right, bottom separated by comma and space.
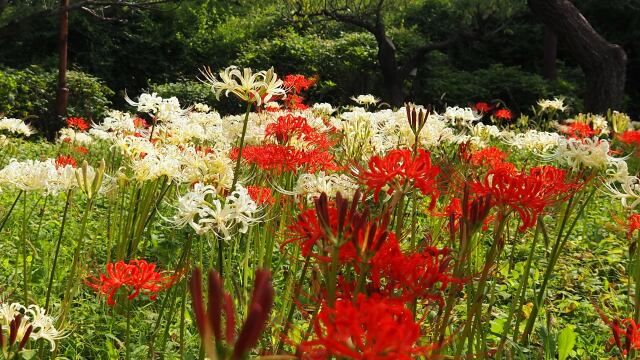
0, 66, 51, 120
151, 81, 216, 107
557, 326, 577, 360
0, 66, 113, 129
414, 61, 555, 111
237, 29, 379, 104
66, 70, 115, 121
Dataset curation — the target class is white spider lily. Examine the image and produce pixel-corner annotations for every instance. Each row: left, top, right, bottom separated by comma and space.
172, 182, 218, 233
442, 106, 481, 125
93, 110, 137, 134
0, 117, 35, 137
537, 97, 567, 112
58, 128, 93, 144
125, 92, 162, 113
294, 172, 358, 201
545, 137, 617, 169
351, 94, 379, 106
26, 305, 67, 351
502, 129, 561, 154
312, 102, 336, 115
0, 302, 66, 352
605, 175, 640, 209
200, 66, 285, 106
0, 159, 55, 192
173, 183, 260, 240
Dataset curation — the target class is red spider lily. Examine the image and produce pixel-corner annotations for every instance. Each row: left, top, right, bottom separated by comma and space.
493, 109, 512, 121
279, 74, 317, 110
285, 192, 391, 264
299, 294, 438, 359
231, 144, 338, 174
284, 74, 317, 93
474, 102, 492, 113
247, 185, 275, 205
189, 268, 274, 360
618, 130, 640, 147
265, 114, 312, 144
265, 114, 333, 149
285, 94, 309, 110
133, 117, 149, 128
74, 146, 89, 155
66, 117, 89, 131
86, 260, 176, 306
433, 189, 494, 235
360, 149, 440, 204
627, 214, 640, 239
469, 147, 508, 168
599, 314, 640, 359
562, 122, 599, 139
55, 155, 76, 169
471, 165, 579, 231
370, 236, 458, 303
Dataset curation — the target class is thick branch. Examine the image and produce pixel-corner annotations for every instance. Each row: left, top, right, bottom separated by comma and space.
528, 0, 627, 111
399, 23, 506, 78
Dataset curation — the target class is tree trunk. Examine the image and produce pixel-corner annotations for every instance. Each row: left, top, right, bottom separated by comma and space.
542, 25, 557, 81
54, 0, 70, 139
529, 0, 627, 113
373, 25, 404, 107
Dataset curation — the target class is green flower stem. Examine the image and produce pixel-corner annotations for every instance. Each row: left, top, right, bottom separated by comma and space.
495, 219, 541, 355
59, 197, 95, 326
521, 187, 596, 344
179, 280, 188, 359
277, 257, 310, 353
21, 192, 29, 304
125, 299, 132, 360
455, 209, 508, 359
231, 102, 253, 191
0, 190, 22, 234
44, 189, 74, 312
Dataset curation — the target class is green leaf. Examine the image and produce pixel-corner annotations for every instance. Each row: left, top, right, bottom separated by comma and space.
558, 326, 577, 360
19, 349, 37, 359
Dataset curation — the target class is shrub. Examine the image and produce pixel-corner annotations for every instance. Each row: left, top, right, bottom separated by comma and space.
414, 62, 551, 111
0, 66, 113, 131
151, 81, 216, 106
150, 80, 242, 115
236, 29, 379, 106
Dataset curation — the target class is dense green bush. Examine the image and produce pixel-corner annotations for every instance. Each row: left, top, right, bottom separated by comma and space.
236, 29, 379, 106
0, 66, 51, 120
66, 70, 115, 121
414, 62, 563, 112
150, 80, 247, 115
151, 81, 216, 107
0, 66, 113, 129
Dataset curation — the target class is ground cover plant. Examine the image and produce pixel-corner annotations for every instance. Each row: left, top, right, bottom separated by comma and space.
1, 67, 640, 359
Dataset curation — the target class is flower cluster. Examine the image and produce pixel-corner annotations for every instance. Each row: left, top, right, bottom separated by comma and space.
0, 117, 34, 137
471, 164, 579, 231
200, 66, 286, 106
300, 294, 437, 359
173, 183, 261, 239
359, 148, 440, 203
86, 259, 176, 306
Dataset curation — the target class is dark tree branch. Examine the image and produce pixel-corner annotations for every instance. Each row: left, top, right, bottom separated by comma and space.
0, 0, 176, 38
399, 23, 507, 79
